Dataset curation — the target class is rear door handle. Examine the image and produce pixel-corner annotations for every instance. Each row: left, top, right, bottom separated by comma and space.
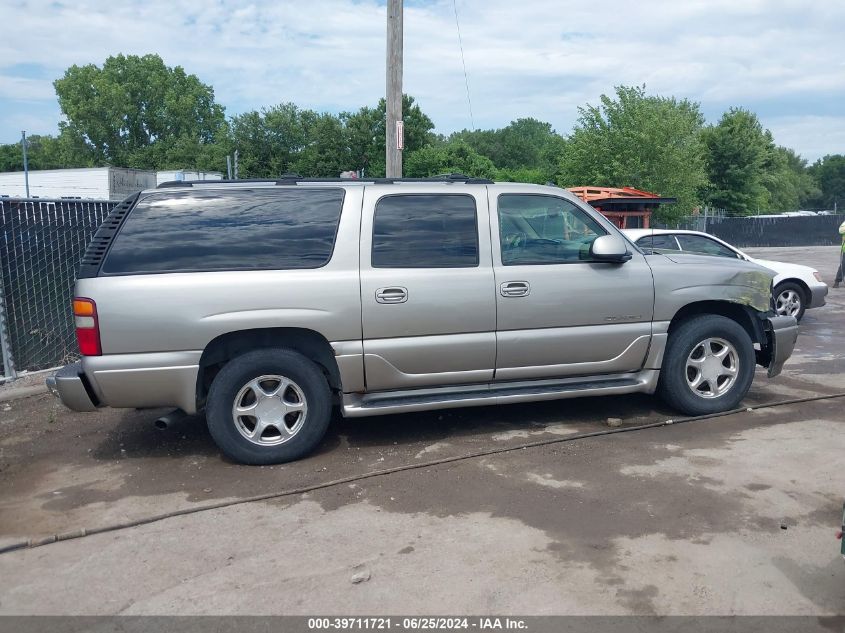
500, 281, 530, 297
376, 286, 408, 304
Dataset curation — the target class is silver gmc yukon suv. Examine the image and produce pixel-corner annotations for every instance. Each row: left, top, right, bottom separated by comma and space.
48, 176, 798, 464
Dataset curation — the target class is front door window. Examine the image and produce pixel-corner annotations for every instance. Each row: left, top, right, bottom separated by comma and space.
498, 194, 607, 265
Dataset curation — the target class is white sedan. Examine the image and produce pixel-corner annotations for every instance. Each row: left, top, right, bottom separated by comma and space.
623, 228, 828, 322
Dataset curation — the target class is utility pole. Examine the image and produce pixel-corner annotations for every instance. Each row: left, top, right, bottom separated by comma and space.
233, 150, 239, 179
226, 155, 233, 179
386, 0, 403, 178
21, 131, 30, 198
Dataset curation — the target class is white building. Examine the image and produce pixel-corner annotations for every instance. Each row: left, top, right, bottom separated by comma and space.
0, 167, 224, 201
156, 170, 223, 185
0, 167, 156, 200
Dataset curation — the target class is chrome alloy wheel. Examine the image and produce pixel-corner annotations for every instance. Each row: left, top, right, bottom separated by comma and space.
775, 289, 802, 318
231, 375, 307, 446
685, 337, 739, 399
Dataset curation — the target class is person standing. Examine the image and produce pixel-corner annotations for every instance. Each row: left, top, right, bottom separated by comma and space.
835, 218, 845, 288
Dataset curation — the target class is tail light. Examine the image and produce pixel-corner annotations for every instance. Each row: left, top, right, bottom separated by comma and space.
73, 298, 101, 356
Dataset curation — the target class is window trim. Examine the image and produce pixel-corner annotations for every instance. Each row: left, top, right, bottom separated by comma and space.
370, 192, 481, 269
99, 187, 346, 276
496, 192, 609, 267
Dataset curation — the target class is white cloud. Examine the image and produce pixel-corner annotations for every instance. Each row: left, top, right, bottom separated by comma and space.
765, 115, 845, 163
0, 75, 55, 100
0, 0, 843, 159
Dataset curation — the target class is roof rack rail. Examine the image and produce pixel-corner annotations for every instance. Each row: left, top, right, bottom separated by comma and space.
156, 173, 494, 188
269, 173, 493, 185
157, 178, 281, 188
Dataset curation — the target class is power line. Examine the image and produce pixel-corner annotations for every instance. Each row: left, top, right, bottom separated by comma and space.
452, 0, 475, 131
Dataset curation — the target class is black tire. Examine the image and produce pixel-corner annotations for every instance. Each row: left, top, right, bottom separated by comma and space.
658, 315, 755, 416
206, 348, 332, 465
773, 281, 806, 322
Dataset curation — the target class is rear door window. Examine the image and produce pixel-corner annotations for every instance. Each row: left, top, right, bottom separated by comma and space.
676, 234, 738, 258
636, 234, 681, 253
102, 188, 344, 274
371, 194, 479, 268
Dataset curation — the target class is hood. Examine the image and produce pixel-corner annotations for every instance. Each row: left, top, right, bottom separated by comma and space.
749, 257, 818, 276
662, 252, 767, 270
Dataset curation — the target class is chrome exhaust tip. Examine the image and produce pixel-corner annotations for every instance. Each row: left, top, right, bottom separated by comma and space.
154, 409, 186, 431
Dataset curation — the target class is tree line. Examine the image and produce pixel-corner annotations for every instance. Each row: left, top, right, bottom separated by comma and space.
1, 54, 842, 223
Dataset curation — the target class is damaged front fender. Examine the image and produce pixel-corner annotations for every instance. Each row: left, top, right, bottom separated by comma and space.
659, 252, 774, 314
649, 253, 797, 375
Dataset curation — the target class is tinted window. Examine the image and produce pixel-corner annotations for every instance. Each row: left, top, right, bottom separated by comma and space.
102, 188, 344, 274
498, 194, 606, 265
372, 194, 479, 268
676, 234, 738, 258
636, 234, 681, 252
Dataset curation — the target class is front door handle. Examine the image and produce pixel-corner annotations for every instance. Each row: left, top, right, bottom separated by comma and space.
376, 286, 408, 304
500, 281, 530, 297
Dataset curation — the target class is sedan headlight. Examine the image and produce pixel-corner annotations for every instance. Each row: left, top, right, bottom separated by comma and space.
813, 271, 823, 282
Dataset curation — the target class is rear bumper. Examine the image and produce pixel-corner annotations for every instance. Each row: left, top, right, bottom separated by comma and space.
763, 315, 799, 378
85, 351, 201, 414
46, 362, 98, 412
807, 283, 828, 309
48, 352, 201, 414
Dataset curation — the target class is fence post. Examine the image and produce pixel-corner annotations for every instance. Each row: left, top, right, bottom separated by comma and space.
0, 271, 17, 379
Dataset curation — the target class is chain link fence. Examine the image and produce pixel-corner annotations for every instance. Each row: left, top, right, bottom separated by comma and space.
0, 198, 116, 379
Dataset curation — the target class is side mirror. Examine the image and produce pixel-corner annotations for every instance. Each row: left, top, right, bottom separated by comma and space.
589, 235, 632, 263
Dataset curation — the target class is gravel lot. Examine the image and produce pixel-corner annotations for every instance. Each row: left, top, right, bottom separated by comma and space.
0, 246, 843, 615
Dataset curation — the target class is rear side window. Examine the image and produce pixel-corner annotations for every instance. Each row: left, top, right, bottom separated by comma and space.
676, 234, 738, 258
372, 194, 479, 268
102, 188, 344, 274
636, 234, 680, 252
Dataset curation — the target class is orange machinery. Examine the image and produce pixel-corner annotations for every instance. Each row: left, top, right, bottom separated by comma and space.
567, 186, 676, 229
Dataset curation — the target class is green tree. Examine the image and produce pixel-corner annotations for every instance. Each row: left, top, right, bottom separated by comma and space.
405, 139, 497, 179
293, 112, 352, 177
808, 154, 845, 210
341, 104, 383, 176
0, 130, 94, 172
559, 85, 707, 221
342, 94, 435, 177
700, 108, 771, 215
453, 118, 567, 182
494, 166, 548, 184
229, 104, 311, 177
760, 145, 820, 212
54, 53, 226, 169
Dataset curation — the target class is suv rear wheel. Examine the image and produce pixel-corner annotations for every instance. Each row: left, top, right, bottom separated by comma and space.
658, 315, 755, 416
206, 348, 332, 464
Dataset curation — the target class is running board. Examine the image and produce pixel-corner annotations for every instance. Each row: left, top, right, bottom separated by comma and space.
342, 370, 659, 417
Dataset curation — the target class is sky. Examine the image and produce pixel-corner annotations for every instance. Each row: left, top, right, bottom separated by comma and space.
1, 0, 844, 162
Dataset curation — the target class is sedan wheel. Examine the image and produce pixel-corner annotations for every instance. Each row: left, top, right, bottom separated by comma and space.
773, 282, 806, 322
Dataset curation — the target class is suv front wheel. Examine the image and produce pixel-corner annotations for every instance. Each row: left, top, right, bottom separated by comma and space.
206, 348, 332, 464
658, 315, 755, 416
